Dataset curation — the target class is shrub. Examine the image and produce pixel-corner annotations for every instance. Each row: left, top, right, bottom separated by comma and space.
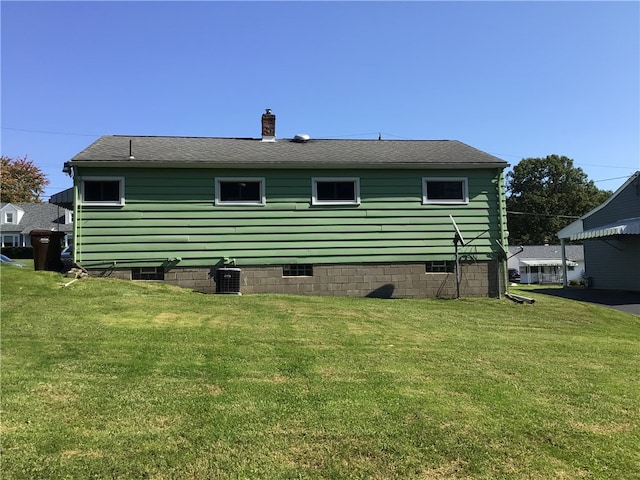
1, 247, 33, 259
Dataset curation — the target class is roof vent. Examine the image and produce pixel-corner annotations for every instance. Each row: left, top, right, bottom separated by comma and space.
293, 134, 310, 143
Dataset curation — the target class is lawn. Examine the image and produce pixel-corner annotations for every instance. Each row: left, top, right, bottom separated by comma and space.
1, 265, 638, 479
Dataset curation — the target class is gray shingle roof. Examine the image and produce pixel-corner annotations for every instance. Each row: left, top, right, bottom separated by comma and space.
70, 136, 509, 169
508, 245, 584, 261
1, 203, 73, 234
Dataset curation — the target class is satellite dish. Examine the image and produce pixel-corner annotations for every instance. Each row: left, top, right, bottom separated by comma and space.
449, 215, 465, 246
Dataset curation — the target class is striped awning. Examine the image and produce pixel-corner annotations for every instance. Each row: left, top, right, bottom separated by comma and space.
570, 217, 640, 240
48, 188, 74, 209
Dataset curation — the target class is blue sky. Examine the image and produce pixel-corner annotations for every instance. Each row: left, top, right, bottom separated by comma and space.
2, 1, 638, 200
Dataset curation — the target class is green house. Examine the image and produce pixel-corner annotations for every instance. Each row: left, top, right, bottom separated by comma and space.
65, 111, 509, 298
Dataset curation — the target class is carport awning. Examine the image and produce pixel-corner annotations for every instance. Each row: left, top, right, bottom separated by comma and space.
520, 259, 579, 267
570, 217, 640, 240
49, 187, 73, 209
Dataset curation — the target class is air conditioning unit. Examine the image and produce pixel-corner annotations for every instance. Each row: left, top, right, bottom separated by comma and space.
216, 267, 241, 294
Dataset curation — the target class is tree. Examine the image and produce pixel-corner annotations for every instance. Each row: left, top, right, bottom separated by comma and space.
506, 155, 611, 245
1, 155, 49, 203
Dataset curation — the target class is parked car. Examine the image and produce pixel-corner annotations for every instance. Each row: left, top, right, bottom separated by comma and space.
61, 244, 74, 270
508, 268, 521, 283
0, 254, 26, 267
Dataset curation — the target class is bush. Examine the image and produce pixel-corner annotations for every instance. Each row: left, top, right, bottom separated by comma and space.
1, 247, 33, 259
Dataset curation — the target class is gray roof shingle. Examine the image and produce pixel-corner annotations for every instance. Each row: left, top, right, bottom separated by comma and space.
70, 136, 509, 169
1, 203, 73, 234
508, 245, 584, 261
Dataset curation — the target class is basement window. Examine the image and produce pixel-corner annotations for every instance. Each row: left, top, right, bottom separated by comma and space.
422, 177, 468, 204
312, 178, 360, 205
425, 261, 454, 273
81, 177, 125, 206
215, 178, 265, 206
132, 267, 165, 281
283, 264, 313, 277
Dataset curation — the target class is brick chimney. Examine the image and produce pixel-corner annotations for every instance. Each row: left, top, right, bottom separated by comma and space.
261, 109, 276, 142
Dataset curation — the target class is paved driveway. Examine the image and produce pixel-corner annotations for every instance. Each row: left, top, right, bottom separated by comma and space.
531, 288, 640, 315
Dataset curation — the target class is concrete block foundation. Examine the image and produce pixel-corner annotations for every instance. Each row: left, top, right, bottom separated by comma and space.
89, 261, 501, 298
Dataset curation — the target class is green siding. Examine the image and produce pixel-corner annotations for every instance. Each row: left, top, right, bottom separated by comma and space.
74, 167, 507, 268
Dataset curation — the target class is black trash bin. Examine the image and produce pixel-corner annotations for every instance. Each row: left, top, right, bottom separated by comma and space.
30, 230, 66, 272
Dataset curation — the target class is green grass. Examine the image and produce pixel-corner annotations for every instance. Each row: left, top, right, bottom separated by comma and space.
1, 265, 639, 479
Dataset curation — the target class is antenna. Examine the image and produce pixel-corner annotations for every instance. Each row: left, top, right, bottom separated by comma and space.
449, 215, 465, 298
449, 215, 465, 246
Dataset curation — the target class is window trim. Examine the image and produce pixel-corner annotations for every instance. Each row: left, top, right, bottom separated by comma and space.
311, 177, 361, 206
80, 177, 125, 206
215, 177, 266, 206
422, 177, 468, 205
5, 212, 14, 223
2, 234, 19, 247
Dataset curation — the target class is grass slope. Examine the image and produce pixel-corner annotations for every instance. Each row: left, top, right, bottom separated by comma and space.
1, 265, 639, 479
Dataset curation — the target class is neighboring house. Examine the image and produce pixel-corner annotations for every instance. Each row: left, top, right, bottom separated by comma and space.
558, 171, 640, 291
59, 110, 510, 298
0, 202, 73, 248
508, 245, 584, 285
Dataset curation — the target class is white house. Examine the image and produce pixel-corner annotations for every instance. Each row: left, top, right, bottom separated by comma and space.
508, 245, 584, 285
0, 202, 73, 248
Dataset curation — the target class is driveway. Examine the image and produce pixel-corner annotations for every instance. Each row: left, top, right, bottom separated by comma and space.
530, 288, 640, 315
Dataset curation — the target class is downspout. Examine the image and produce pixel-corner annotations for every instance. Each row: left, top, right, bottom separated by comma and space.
73, 173, 79, 263
63, 161, 77, 259
560, 238, 568, 288
497, 169, 508, 297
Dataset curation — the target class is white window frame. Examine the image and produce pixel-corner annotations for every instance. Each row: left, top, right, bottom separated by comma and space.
2, 234, 19, 247
422, 177, 468, 205
311, 177, 361, 206
215, 177, 266, 206
5, 212, 14, 223
80, 176, 125, 206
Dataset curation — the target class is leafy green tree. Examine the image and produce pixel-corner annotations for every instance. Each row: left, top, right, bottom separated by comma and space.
506, 155, 610, 245
1, 155, 49, 203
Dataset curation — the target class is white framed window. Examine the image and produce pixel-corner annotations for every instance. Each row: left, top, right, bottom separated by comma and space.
2, 234, 19, 247
5, 212, 15, 223
422, 177, 468, 204
80, 177, 125, 206
312, 177, 360, 205
215, 178, 266, 206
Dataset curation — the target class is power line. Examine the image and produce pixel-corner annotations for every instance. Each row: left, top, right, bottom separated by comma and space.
486, 151, 637, 171
507, 211, 580, 219
5, 125, 638, 175
593, 175, 635, 183
2, 126, 100, 137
